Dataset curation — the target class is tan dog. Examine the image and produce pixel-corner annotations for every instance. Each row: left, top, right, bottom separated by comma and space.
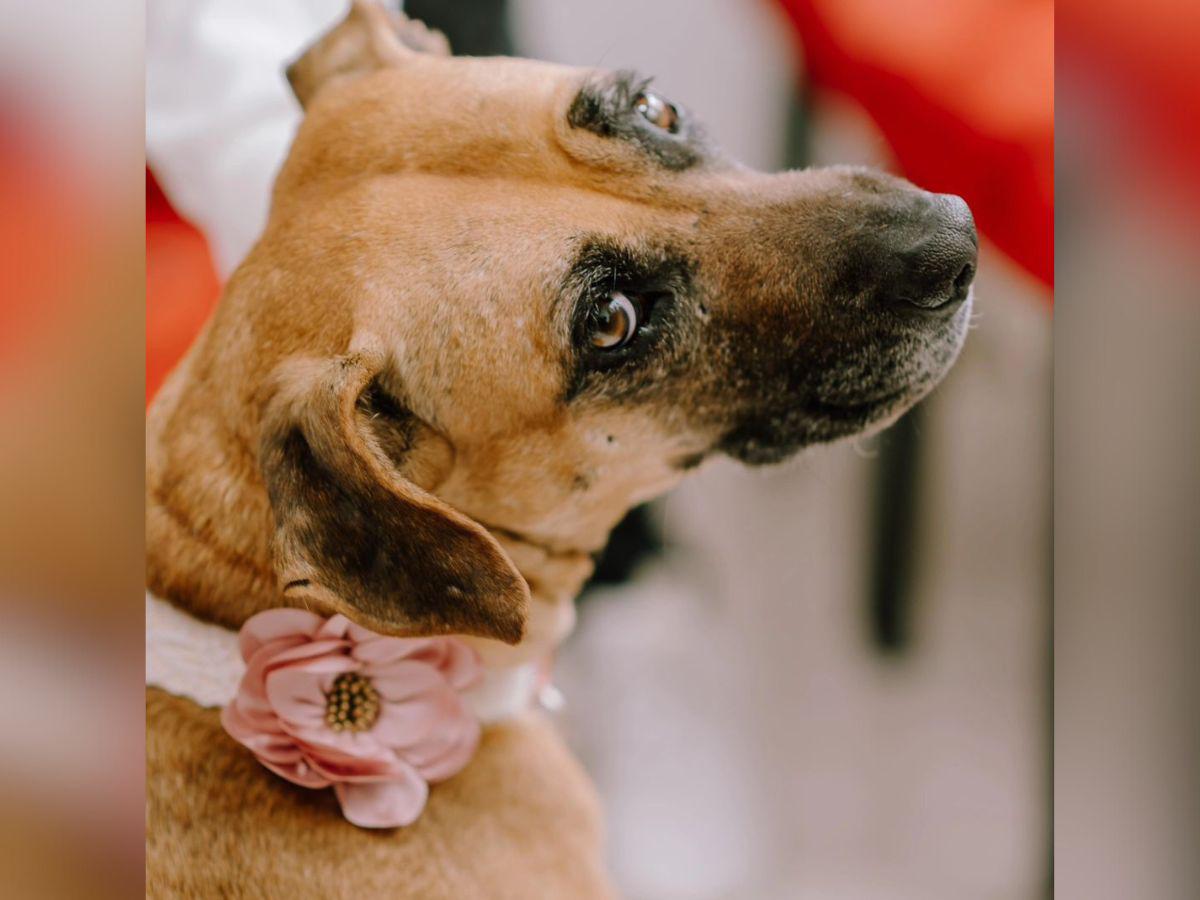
146, 2, 977, 896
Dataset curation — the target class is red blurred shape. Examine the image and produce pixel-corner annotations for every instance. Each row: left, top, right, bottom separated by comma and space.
775, 0, 1054, 292
146, 171, 220, 404
0, 119, 86, 375
1058, 0, 1200, 210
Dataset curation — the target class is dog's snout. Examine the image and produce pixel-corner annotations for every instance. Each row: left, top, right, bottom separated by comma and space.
871, 192, 978, 314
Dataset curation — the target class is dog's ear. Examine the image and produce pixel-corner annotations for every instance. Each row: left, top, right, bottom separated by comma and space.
286, 1, 451, 108
258, 351, 527, 644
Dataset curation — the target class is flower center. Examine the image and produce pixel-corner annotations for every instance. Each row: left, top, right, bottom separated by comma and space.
324, 672, 381, 732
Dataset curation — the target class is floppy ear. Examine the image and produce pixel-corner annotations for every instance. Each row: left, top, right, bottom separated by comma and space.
286, 0, 451, 108
258, 350, 528, 644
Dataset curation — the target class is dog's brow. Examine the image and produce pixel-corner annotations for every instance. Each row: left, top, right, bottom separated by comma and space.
566, 70, 704, 172
567, 71, 650, 136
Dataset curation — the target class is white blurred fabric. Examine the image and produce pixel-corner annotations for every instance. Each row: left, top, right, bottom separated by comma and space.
145, 0, 356, 276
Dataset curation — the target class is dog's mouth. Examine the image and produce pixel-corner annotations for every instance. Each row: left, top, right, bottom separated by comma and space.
718, 388, 913, 465
712, 290, 972, 467
806, 386, 910, 423
473, 516, 597, 563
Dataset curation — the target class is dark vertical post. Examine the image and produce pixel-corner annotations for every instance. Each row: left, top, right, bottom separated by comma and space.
783, 75, 923, 657
404, 0, 514, 57
865, 405, 923, 654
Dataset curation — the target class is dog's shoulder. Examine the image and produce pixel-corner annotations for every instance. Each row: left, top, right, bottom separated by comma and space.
147, 689, 613, 898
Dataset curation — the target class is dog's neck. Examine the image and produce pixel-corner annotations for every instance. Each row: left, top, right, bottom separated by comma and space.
146, 373, 596, 670
146, 488, 591, 671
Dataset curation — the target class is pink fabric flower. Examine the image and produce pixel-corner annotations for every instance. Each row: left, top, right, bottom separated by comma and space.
220, 609, 483, 828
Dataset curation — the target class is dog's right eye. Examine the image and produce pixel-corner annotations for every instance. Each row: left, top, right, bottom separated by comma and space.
633, 91, 679, 134
590, 292, 642, 350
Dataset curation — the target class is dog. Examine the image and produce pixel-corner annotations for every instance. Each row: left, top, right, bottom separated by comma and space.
145, 2, 976, 896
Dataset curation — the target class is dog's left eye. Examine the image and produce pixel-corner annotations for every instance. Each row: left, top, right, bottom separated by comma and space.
590, 291, 642, 350
634, 91, 679, 134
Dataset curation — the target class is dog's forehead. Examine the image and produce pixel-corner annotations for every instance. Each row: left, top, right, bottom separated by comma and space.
275, 52, 723, 202
372, 52, 583, 116
279, 55, 582, 180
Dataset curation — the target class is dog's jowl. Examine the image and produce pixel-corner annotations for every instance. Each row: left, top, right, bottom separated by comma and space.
146, 2, 975, 896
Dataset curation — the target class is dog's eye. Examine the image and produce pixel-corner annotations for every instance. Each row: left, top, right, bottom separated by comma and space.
590, 291, 641, 350
633, 91, 679, 134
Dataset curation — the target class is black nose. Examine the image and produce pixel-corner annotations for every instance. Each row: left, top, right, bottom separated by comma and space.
875, 192, 978, 313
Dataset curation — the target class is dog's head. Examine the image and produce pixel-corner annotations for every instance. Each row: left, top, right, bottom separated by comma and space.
154, 1, 974, 650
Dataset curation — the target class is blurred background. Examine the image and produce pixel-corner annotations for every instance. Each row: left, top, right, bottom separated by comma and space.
3, 0, 1200, 898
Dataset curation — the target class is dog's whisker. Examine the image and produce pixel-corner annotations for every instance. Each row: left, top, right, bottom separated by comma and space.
850, 436, 880, 459
591, 37, 622, 70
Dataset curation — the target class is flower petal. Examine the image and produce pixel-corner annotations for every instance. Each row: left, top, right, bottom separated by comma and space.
264, 667, 332, 729
221, 700, 285, 742
281, 653, 360, 678
258, 755, 331, 789
391, 639, 483, 691
260, 638, 352, 670
285, 724, 398, 771
334, 773, 429, 829
315, 614, 353, 641
369, 660, 445, 703
372, 686, 462, 749
303, 744, 403, 781
344, 618, 411, 645
221, 706, 331, 789
409, 714, 480, 783
239, 638, 351, 715
237, 636, 306, 711
242, 732, 305, 766
238, 608, 325, 662
353, 636, 437, 667
431, 639, 483, 691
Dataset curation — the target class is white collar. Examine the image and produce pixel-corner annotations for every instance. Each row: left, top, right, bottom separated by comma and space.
144, 592, 550, 724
